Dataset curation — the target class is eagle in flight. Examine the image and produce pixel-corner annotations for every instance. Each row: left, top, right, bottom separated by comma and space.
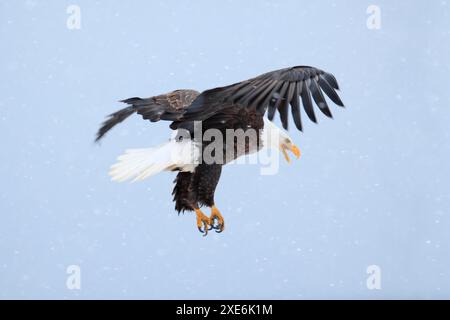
96, 66, 344, 235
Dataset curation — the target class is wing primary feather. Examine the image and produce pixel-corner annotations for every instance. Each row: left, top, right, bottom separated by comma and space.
286, 82, 296, 106
310, 79, 333, 118
291, 83, 303, 131
230, 81, 259, 103
279, 99, 289, 130
225, 80, 251, 97
240, 78, 273, 106
301, 81, 317, 123
268, 104, 277, 120
278, 82, 295, 130
273, 81, 289, 110
318, 76, 344, 107
258, 81, 284, 114
249, 80, 278, 112
322, 72, 339, 90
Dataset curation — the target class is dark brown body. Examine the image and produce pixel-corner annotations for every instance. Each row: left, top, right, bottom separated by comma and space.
172, 105, 264, 212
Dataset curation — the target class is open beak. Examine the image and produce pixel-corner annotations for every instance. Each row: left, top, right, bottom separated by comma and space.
280, 144, 301, 164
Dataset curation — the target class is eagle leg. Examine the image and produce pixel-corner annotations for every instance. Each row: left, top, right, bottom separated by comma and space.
210, 206, 225, 233
195, 208, 213, 236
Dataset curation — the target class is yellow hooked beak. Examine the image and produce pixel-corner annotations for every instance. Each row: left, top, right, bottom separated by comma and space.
280, 144, 301, 164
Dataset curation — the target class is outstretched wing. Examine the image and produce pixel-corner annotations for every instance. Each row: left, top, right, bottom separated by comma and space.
96, 89, 199, 142
122, 89, 200, 122
180, 66, 344, 131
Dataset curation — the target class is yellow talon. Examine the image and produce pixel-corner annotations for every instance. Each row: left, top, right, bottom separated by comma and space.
210, 206, 225, 233
195, 208, 212, 236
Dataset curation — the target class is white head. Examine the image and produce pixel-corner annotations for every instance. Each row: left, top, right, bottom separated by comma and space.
261, 117, 301, 163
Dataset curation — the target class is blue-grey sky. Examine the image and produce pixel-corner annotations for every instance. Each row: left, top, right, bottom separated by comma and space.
1, 0, 449, 299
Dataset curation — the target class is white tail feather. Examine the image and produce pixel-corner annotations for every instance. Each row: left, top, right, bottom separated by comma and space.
109, 139, 199, 182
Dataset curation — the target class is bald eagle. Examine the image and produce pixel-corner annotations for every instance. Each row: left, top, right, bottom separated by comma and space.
96, 66, 344, 235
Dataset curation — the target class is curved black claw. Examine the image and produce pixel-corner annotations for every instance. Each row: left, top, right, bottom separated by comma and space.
210, 217, 219, 229
209, 206, 225, 234
198, 221, 212, 236
211, 219, 223, 233
210, 216, 225, 233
